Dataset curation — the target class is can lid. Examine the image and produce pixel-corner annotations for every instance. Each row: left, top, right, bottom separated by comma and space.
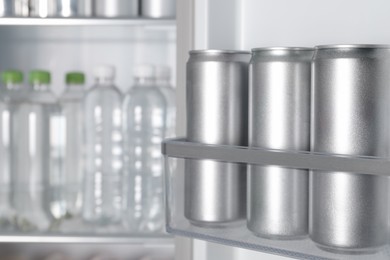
252, 47, 314, 52
29, 70, 50, 85
66, 72, 85, 85
189, 49, 251, 55
316, 44, 390, 50
1, 70, 23, 84
94, 65, 115, 80
134, 64, 155, 79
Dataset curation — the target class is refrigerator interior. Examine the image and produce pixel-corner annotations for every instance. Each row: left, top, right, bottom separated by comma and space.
0, 24, 176, 95
0, 19, 176, 258
0, 243, 174, 260
175, 0, 390, 259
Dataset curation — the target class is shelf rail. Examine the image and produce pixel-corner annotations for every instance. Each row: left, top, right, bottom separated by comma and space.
162, 138, 390, 177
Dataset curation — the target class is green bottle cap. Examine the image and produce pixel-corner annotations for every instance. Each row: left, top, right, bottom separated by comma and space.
66, 72, 85, 85
1, 70, 23, 84
29, 70, 51, 85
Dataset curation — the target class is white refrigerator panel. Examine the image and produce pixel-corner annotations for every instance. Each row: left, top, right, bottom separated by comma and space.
193, 0, 390, 50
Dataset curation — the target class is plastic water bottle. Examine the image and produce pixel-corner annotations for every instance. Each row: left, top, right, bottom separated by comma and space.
123, 65, 167, 232
0, 70, 25, 231
155, 66, 175, 138
10, 70, 58, 231
83, 65, 124, 227
49, 72, 85, 230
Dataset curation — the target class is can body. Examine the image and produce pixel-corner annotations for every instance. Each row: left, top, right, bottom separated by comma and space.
0, 0, 13, 16
185, 50, 250, 225
57, 0, 78, 17
247, 48, 313, 239
29, 0, 57, 17
93, 0, 138, 17
78, 0, 92, 17
141, 0, 175, 18
311, 45, 390, 253
13, 0, 29, 16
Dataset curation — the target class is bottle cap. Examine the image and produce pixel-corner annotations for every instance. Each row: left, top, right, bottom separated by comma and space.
1, 70, 23, 84
134, 64, 155, 79
66, 72, 85, 85
94, 65, 115, 80
29, 70, 51, 85
155, 65, 171, 79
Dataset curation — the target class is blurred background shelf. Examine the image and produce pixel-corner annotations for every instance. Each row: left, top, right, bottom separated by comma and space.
0, 234, 173, 243
0, 17, 176, 27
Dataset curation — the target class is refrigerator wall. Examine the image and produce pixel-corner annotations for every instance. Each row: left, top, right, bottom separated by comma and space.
0, 15, 176, 258
175, 0, 390, 259
0, 25, 176, 94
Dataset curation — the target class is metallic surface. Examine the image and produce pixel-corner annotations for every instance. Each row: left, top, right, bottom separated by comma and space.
13, 0, 29, 17
57, 0, 78, 17
77, 0, 92, 17
162, 138, 390, 177
0, 0, 13, 16
185, 50, 250, 225
141, 0, 176, 18
311, 45, 390, 253
29, 0, 57, 17
247, 47, 313, 239
93, 0, 138, 18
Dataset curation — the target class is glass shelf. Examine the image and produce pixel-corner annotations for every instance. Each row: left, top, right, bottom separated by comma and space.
0, 234, 172, 244
0, 17, 175, 27
162, 138, 390, 260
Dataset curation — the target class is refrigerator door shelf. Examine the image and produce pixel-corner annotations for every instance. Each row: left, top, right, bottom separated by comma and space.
162, 138, 390, 260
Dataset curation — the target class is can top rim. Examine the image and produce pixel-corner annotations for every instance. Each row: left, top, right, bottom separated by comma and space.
252, 47, 314, 52
316, 44, 390, 49
189, 49, 251, 55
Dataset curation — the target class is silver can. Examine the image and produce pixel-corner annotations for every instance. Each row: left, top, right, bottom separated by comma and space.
0, 0, 13, 16
29, 0, 57, 17
57, 0, 78, 17
93, 0, 138, 17
78, 0, 92, 17
14, 0, 29, 17
247, 47, 313, 239
141, 0, 176, 18
185, 50, 250, 225
311, 45, 390, 253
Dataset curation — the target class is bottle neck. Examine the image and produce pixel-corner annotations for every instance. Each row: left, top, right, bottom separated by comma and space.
156, 78, 171, 86
134, 77, 155, 86
4, 83, 24, 91
32, 83, 50, 92
66, 84, 84, 90
95, 77, 114, 86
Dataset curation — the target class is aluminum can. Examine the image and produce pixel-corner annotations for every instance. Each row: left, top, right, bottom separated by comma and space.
185, 50, 250, 225
247, 47, 313, 239
78, 0, 92, 17
141, 0, 175, 18
0, 0, 13, 16
93, 0, 138, 17
56, 0, 78, 17
311, 45, 390, 253
14, 0, 29, 17
29, 0, 57, 17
